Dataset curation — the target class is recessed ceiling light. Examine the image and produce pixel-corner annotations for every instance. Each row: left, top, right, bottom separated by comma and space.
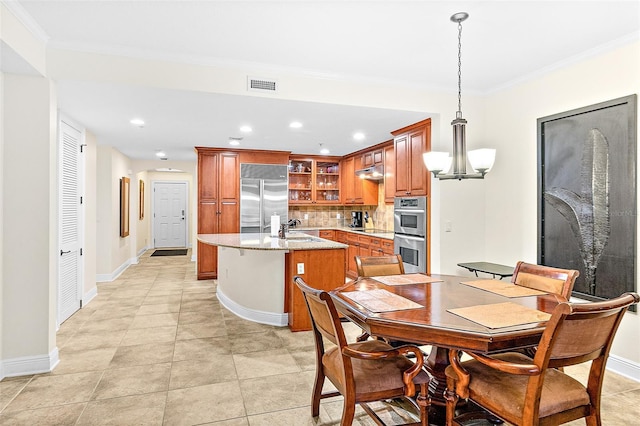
155, 151, 166, 157
353, 132, 365, 141
240, 125, 252, 133
289, 121, 303, 129
229, 137, 242, 146
130, 118, 145, 127
319, 143, 330, 155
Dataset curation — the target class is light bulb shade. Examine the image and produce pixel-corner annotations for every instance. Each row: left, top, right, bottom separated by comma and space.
467, 148, 496, 173
423, 152, 451, 174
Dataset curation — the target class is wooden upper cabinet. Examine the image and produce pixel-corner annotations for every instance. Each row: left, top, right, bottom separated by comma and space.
199, 151, 218, 201
341, 155, 377, 205
341, 157, 355, 203
289, 156, 340, 205
219, 152, 239, 202
362, 148, 383, 168
392, 119, 431, 197
383, 143, 395, 203
373, 149, 383, 165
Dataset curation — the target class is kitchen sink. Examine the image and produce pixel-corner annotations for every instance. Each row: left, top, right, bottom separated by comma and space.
285, 235, 324, 243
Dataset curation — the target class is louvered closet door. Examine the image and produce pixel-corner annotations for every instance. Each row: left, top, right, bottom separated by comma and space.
58, 120, 83, 324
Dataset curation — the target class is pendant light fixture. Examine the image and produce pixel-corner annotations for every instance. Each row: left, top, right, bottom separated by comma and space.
423, 12, 496, 180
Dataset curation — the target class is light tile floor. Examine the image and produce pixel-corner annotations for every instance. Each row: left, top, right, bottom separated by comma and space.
0, 250, 638, 425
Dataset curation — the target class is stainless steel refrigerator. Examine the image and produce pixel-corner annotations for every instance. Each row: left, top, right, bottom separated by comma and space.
240, 163, 288, 234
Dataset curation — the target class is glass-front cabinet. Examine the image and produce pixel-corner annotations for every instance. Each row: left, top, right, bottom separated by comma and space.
289, 157, 340, 205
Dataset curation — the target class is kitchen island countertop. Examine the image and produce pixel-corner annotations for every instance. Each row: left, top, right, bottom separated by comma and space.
197, 232, 347, 250
197, 232, 347, 329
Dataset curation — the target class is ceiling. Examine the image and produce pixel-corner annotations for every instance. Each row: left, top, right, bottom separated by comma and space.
7, 1, 640, 162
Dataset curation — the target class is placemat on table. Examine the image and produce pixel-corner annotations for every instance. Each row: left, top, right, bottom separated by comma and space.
448, 302, 551, 329
341, 289, 423, 312
461, 279, 547, 298
373, 274, 443, 286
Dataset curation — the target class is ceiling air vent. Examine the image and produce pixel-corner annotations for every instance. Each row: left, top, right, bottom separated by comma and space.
248, 76, 277, 92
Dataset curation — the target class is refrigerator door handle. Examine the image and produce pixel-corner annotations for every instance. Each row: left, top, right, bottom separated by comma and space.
259, 180, 264, 233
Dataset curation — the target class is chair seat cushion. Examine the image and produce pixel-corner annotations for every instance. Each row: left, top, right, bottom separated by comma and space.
445, 352, 590, 421
324, 339, 430, 400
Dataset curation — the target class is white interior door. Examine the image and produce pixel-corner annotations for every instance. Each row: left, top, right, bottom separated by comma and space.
58, 119, 83, 325
153, 181, 187, 248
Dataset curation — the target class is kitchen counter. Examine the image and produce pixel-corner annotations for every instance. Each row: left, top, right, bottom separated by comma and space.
197, 232, 347, 250
197, 232, 346, 330
289, 226, 395, 240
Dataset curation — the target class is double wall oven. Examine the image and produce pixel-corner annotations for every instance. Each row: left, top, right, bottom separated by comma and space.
394, 196, 427, 273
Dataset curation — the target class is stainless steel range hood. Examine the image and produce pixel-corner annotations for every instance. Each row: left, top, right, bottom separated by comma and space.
355, 164, 384, 180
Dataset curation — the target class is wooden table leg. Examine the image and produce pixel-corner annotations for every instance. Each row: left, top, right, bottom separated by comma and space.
425, 346, 449, 405
423, 346, 450, 425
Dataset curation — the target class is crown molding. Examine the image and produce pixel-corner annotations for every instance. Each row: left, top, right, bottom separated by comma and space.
1, 0, 50, 43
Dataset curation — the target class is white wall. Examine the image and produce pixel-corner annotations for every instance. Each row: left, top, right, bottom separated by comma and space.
95, 146, 134, 279
2, 73, 58, 372
483, 41, 640, 370
96, 145, 113, 276
0, 70, 4, 376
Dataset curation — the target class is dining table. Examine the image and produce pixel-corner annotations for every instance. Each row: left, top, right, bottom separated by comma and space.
330, 273, 565, 419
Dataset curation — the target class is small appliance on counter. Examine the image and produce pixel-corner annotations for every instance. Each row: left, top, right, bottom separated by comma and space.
364, 211, 374, 229
349, 211, 363, 228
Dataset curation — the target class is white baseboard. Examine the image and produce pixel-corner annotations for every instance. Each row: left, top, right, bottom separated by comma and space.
96, 258, 131, 282
607, 354, 640, 382
82, 286, 98, 306
217, 286, 288, 327
1, 347, 59, 380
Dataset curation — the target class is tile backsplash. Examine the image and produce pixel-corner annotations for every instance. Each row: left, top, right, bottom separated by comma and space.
288, 183, 394, 230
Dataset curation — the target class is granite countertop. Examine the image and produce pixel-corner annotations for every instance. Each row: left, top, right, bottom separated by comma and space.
197, 232, 348, 251
290, 226, 395, 240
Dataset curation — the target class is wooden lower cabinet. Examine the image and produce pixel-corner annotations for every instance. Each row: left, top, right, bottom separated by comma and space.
319, 229, 335, 240
285, 248, 346, 331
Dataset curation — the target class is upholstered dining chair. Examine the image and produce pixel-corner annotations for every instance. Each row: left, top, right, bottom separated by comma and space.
294, 276, 431, 426
444, 292, 639, 426
512, 261, 579, 299
353, 255, 407, 343
355, 254, 405, 277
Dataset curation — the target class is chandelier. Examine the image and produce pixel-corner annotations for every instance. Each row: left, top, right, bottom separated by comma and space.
423, 12, 496, 180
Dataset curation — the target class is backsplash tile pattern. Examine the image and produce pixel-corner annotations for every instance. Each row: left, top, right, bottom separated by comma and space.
288, 185, 394, 231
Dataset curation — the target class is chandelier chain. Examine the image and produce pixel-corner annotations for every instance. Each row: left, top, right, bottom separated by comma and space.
457, 20, 463, 114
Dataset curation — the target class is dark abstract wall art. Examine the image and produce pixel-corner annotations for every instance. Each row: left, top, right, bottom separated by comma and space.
538, 95, 637, 303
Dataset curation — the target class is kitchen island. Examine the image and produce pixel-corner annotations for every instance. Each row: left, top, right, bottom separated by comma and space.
197, 233, 347, 331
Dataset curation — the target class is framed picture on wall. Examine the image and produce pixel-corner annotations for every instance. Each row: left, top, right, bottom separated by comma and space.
537, 94, 637, 304
120, 176, 130, 237
139, 179, 145, 220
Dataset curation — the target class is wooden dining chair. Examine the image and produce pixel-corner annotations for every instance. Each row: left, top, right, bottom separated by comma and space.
444, 292, 639, 426
511, 261, 580, 362
355, 254, 405, 277
353, 255, 412, 345
294, 276, 431, 426
512, 261, 579, 299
